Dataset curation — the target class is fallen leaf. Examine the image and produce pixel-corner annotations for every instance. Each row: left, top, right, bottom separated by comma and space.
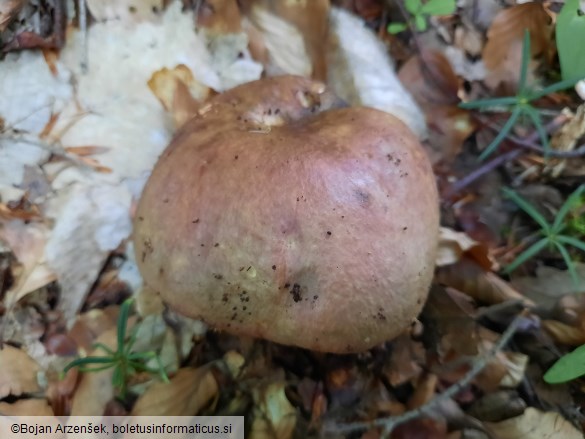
542, 320, 585, 346
250, 381, 297, 439
484, 407, 582, 439
197, 0, 243, 33
147, 65, 212, 128
483, 3, 554, 91
0, 220, 55, 303
436, 258, 533, 306
436, 227, 495, 270
131, 367, 219, 416
0, 344, 42, 398
398, 51, 475, 162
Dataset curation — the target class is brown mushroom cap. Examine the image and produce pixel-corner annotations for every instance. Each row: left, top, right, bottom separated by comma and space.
134, 75, 439, 353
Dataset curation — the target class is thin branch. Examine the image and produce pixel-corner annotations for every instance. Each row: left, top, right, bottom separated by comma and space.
324, 312, 526, 437
444, 116, 569, 199
79, 0, 88, 73
480, 116, 585, 158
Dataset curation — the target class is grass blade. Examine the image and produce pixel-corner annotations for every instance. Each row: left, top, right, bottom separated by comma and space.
531, 76, 583, 100
554, 242, 581, 286
557, 235, 585, 253
518, 30, 531, 94
504, 238, 549, 273
459, 96, 518, 109
92, 342, 115, 355
503, 187, 551, 231
117, 298, 133, 351
524, 106, 549, 155
553, 186, 585, 232
63, 356, 115, 373
478, 106, 522, 161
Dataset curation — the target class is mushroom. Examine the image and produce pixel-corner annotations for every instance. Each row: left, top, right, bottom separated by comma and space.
134, 75, 439, 353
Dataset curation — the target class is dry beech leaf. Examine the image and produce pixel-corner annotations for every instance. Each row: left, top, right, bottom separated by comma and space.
436, 258, 533, 306
0, 398, 54, 416
131, 367, 219, 416
148, 65, 212, 129
546, 105, 585, 177
1, 220, 56, 303
398, 51, 474, 163
483, 3, 554, 71
383, 333, 425, 387
483, 3, 553, 91
542, 320, 585, 346
198, 0, 243, 34
436, 227, 495, 270
406, 373, 437, 410
0, 345, 42, 398
484, 407, 582, 439
250, 381, 297, 439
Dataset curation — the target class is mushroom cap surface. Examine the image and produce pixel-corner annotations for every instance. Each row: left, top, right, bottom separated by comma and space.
134, 75, 439, 353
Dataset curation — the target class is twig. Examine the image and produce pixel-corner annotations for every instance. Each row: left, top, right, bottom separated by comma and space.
324, 312, 526, 437
444, 116, 568, 199
480, 116, 585, 158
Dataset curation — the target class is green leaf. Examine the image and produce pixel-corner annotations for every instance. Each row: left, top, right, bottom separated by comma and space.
478, 106, 522, 161
556, 0, 585, 81
518, 30, 531, 94
414, 14, 427, 31
554, 241, 581, 286
503, 187, 551, 231
544, 344, 585, 383
117, 298, 133, 351
459, 96, 518, 110
405, 0, 422, 15
387, 22, 408, 34
524, 105, 549, 155
558, 235, 585, 254
504, 238, 549, 273
530, 76, 583, 100
420, 0, 456, 15
553, 185, 585, 232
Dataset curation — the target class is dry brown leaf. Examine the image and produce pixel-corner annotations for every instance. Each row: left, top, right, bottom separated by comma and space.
148, 65, 212, 128
407, 373, 437, 410
0, 398, 54, 416
542, 320, 585, 346
198, 0, 243, 34
483, 3, 554, 71
546, 105, 585, 177
0, 220, 55, 303
131, 367, 219, 416
0, 0, 24, 32
0, 344, 42, 398
436, 258, 533, 306
68, 307, 118, 354
483, 3, 553, 91
436, 227, 495, 270
511, 264, 585, 311
383, 333, 425, 387
398, 51, 474, 163
484, 407, 582, 439
245, 0, 330, 80
250, 381, 297, 439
